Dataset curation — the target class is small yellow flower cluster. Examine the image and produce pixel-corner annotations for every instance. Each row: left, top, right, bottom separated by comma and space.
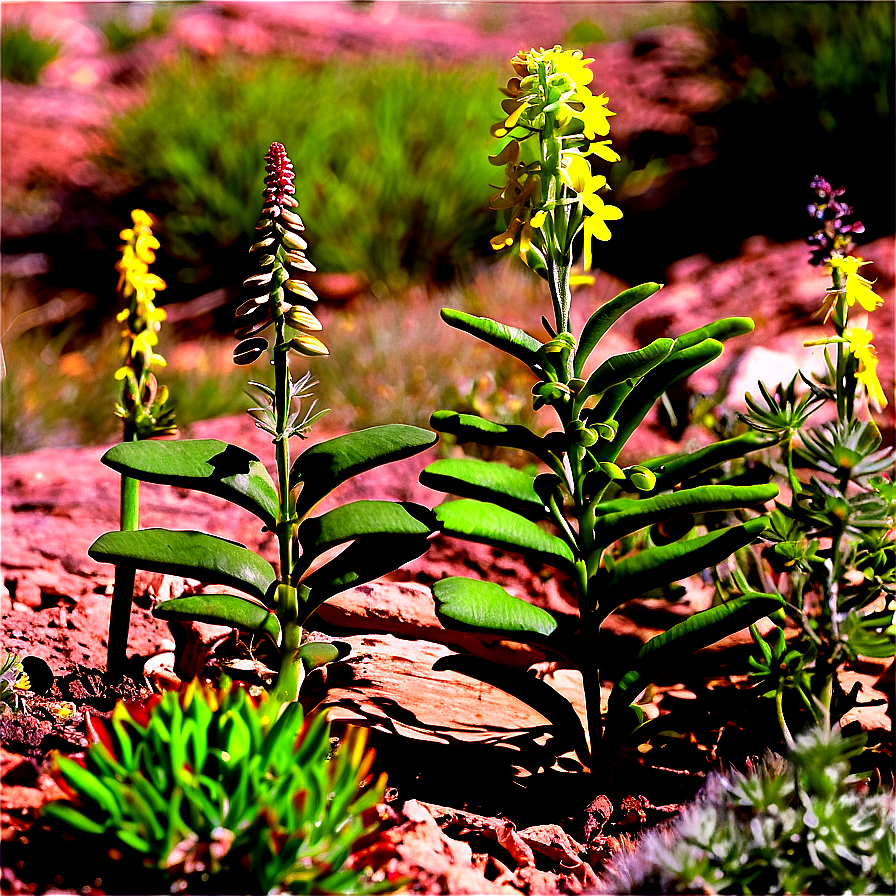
115, 209, 168, 377
113, 210, 177, 439
489, 46, 622, 270
809, 254, 887, 410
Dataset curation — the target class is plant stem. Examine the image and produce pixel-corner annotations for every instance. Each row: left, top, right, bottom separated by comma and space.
776, 685, 795, 749
271, 316, 304, 703
107, 472, 139, 681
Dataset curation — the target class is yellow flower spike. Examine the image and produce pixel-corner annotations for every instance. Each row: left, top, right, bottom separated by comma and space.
119, 228, 135, 241
529, 210, 547, 229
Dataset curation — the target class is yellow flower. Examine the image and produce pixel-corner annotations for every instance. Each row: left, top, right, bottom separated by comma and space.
582, 195, 623, 269
825, 255, 882, 316
577, 91, 615, 139
542, 47, 595, 89
131, 208, 154, 228
846, 327, 887, 410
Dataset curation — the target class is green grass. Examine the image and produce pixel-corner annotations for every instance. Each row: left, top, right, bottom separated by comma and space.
109, 53, 502, 292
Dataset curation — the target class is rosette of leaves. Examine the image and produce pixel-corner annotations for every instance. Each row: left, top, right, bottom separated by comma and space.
89, 144, 437, 704
43, 681, 395, 894
419, 49, 783, 772
598, 724, 895, 895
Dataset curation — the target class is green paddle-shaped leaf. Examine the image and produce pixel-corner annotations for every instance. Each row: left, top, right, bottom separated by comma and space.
89, 529, 277, 603
609, 591, 785, 711
434, 499, 575, 574
575, 282, 663, 378
153, 594, 282, 645
295, 501, 434, 575
430, 411, 559, 469
642, 430, 782, 492
592, 339, 725, 463
577, 338, 674, 406
433, 576, 576, 660
440, 308, 547, 375
591, 516, 770, 610
420, 458, 544, 516
591, 483, 778, 548
289, 424, 437, 517
102, 439, 279, 528
298, 534, 432, 610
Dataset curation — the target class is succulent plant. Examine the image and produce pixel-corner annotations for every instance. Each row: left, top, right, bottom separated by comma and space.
43, 680, 395, 894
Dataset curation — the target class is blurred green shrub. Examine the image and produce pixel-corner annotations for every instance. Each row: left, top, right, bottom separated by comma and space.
97, 6, 169, 53
109, 54, 500, 291
694, 2, 894, 126
1, 25, 60, 84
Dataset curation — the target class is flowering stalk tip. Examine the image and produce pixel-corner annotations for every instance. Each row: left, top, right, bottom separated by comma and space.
114, 209, 176, 440
489, 46, 622, 278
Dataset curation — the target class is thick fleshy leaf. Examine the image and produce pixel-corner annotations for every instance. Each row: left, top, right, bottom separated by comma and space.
153, 594, 281, 645
434, 499, 575, 573
432, 653, 590, 766
591, 339, 724, 463
296, 501, 435, 573
609, 591, 784, 710
590, 516, 769, 610
433, 576, 576, 661
290, 425, 437, 517
298, 534, 432, 609
299, 641, 350, 670
642, 430, 782, 492
420, 458, 544, 516
670, 317, 754, 354
102, 439, 279, 528
575, 282, 663, 377
440, 308, 547, 375
591, 484, 779, 548
430, 411, 554, 466
578, 338, 674, 405
89, 529, 276, 603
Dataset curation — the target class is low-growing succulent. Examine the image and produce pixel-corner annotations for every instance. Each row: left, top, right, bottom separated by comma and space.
599, 724, 895, 895
43, 680, 395, 894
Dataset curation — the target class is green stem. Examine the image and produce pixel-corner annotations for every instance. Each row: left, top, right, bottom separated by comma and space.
272, 585, 305, 705
776, 685, 795, 749
107, 473, 139, 681
579, 604, 603, 766
271, 315, 304, 704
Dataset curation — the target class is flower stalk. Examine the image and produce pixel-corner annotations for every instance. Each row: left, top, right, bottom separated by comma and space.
107, 210, 176, 681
